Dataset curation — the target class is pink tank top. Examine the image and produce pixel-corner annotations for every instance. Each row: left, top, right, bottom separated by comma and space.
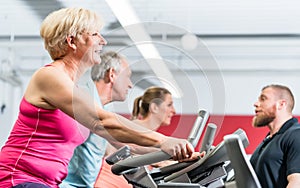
0, 97, 89, 187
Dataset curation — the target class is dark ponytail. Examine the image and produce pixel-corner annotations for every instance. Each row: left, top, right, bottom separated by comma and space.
131, 96, 143, 120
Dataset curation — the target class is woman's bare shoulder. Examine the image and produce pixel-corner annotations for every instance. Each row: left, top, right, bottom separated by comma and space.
24, 64, 74, 109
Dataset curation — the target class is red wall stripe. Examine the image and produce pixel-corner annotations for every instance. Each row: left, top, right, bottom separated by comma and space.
121, 114, 299, 154
156, 114, 269, 154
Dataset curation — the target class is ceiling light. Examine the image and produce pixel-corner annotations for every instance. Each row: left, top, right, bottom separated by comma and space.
105, 0, 183, 98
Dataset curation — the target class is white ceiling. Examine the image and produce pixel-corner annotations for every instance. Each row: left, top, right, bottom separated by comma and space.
2, 0, 300, 35
1, 0, 300, 87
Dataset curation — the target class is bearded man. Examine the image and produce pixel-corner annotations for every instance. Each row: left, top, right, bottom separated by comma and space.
250, 84, 300, 188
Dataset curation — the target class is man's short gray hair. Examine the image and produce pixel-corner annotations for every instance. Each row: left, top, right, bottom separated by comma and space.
91, 51, 124, 81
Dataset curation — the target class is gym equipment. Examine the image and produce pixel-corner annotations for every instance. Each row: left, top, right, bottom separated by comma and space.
223, 134, 261, 188
109, 127, 255, 187
187, 109, 209, 148
106, 108, 260, 188
106, 145, 131, 165
106, 109, 210, 168
199, 123, 217, 153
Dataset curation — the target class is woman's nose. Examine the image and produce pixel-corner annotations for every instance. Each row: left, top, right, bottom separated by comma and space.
172, 106, 176, 115
99, 34, 107, 45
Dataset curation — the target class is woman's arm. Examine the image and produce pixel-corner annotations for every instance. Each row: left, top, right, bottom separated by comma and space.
91, 109, 193, 159
25, 66, 193, 160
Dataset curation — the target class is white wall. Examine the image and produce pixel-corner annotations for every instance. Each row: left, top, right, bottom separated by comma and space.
107, 69, 300, 115
0, 84, 23, 147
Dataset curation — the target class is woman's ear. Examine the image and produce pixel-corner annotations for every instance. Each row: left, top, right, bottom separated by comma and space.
150, 103, 159, 114
66, 35, 77, 50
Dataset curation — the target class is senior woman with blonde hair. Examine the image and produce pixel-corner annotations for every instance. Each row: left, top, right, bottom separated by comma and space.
0, 7, 194, 188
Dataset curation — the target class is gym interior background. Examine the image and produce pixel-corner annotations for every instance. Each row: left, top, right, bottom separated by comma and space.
1, 0, 300, 153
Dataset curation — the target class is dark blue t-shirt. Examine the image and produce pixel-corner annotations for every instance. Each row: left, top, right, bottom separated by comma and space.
250, 117, 300, 188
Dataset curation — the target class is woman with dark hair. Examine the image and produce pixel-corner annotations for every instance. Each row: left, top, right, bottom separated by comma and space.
95, 86, 178, 188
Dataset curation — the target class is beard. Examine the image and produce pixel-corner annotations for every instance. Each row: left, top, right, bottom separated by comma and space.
252, 112, 276, 127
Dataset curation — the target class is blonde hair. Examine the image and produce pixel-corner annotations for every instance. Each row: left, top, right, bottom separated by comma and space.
40, 7, 104, 60
131, 87, 171, 120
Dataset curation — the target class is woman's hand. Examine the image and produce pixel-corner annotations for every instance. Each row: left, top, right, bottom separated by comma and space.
160, 137, 194, 161
178, 151, 206, 162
